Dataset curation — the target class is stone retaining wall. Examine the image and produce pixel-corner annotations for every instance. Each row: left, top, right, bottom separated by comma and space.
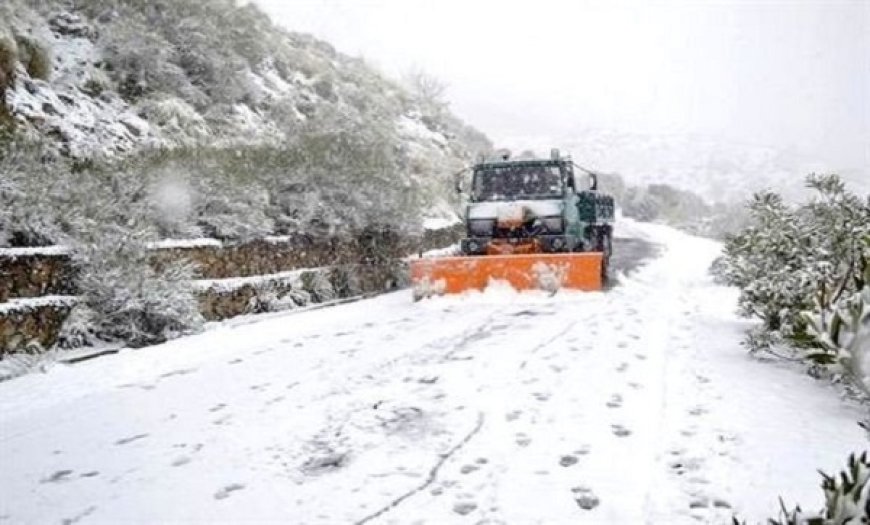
0, 225, 464, 354
0, 252, 76, 302
0, 299, 76, 356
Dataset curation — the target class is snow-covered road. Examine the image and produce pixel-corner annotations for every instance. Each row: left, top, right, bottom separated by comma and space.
0, 221, 866, 524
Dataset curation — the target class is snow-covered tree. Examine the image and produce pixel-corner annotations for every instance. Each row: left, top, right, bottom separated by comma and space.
719, 175, 870, 392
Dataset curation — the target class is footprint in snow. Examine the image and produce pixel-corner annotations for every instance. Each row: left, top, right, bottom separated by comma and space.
115, 434, 149, 446
460, 464, 479, 475
571, 486, 600, 510
505, 410, 522, 422
452, 501, 478, 515
559, 455, 579, 467
616, 362, 629, 373
212, 416, 232, 426
606, 394, 623, 408
159, 368, 197, 379
610, 424, 631, 437
41, 470, 74, 483
532, 392, 550, 402
265, 396, 286, 406
515, 433, 532, 447
171, 456, 192, 467
669, 457, 702, 476
214, 483, 245, 500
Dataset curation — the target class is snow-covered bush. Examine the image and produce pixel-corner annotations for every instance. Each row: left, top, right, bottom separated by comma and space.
718, 175, 870, 382
0, 342, 62, 382
0, 137, 69, 246
743, 452, 870, 525
56, 304, 98, 349
71, 228, 203, 347
100, 13, 194, 102
802, 248, 870, 397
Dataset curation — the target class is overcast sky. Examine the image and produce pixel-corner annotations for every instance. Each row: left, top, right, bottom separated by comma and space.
256, 0, 868, 171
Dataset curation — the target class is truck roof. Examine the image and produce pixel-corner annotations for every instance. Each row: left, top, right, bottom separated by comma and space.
472, 158, 572, 170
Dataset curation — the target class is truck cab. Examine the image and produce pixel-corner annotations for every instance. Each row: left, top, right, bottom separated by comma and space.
459, 152, 614, 258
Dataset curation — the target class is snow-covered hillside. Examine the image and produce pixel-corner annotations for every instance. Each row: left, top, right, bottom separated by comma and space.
0, 0, 490, 222
506, 130, 868, 204
0, 220, 864, 523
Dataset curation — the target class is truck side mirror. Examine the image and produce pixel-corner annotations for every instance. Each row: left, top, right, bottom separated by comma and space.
589, 173, 598, 191
567, 174, 576, 191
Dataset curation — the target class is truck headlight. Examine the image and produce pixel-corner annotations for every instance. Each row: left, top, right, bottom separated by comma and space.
542, 216, 564, 233
468, 219, 495, 236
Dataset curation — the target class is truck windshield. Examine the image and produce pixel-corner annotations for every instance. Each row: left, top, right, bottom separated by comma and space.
472, 165, 564, 201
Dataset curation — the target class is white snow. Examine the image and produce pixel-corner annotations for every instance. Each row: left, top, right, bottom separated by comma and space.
146, 238, 223, 250
422, 217, 459, 230
0, 295, 77, 315
262, 235, 296, 245
0, 221, 865, 524
6, 26, 160, 158
398, 115, 448, 147
417, 243, 461, 259
0, 246, 70, 257
191, 269, 312, 293
468, 199, 564, 220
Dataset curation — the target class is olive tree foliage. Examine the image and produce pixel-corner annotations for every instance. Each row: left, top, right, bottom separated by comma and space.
715, 175, 870, 394
735, 452, 870, 525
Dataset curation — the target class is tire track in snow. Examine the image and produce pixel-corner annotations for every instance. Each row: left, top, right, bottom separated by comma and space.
354, 412, 485, 525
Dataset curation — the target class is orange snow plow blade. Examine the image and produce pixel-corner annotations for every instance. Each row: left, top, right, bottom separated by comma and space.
410, 253, 604, 298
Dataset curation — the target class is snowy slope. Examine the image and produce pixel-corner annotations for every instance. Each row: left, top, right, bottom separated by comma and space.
0, 220, 865, 524
1, 3, 486, 225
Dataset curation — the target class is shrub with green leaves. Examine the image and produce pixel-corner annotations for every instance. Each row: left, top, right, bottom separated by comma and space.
736, 452, 870, 525
719, 175, 870, 356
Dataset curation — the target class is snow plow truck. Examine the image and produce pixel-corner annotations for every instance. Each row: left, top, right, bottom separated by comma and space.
411, 150, 615, 298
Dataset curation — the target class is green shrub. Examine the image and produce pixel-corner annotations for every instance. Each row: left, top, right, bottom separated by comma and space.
735, 452, 870, 525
